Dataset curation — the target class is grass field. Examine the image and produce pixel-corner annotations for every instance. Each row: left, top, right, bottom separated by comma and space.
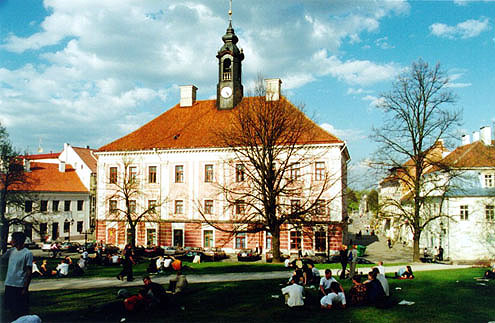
3, 267, 493, 323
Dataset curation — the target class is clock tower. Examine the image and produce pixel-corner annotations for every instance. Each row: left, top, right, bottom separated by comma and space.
216, 5, 244, 110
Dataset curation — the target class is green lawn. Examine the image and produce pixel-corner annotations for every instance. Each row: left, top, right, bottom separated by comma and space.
3, 267, 493, 323
8, 256, 385, 280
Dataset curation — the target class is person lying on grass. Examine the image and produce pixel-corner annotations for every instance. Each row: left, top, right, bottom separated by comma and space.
320, 282, 346, 310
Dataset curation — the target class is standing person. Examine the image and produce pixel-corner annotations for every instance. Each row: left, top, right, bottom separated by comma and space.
1, 232, 33, 319
348, 245, 358, 279
117, 244, 135, 282
339, 245, 348, 279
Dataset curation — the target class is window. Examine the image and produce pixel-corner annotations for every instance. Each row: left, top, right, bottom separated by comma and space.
77, 200, 84, 211
148, 166, 157, 184
148, 200, 157, 213
315, 162, 325, 181
77, 221, 83, 233
129, 200, 136, 214
52, 200, 59, 212
204, 200, 213, 215
235, 164, 245, 182
291, 200, 301, 214
486, 205, 495, 221
203, 230, 214, 248
64, 200, 71, 212
129, 166, 137, 182
109, 167, 118, 184
315, 230, 326, 252
316, 199, 327, 215
40, 223, 47, 237
290, 231, 302, 250
266, 232, 272, 250
64, 221, 70, 233
235, 233, 246, 249
24, 201, 33, 213
460, 205, 469, 220
175, 165, 184, 183
485, 174, 494, 187
175, 200, 184, 214
205, 164, 214, 182
234, 200, 245, 215
40, 200, 48, 212
289, 163, 300, 181
109, 200, 118, 213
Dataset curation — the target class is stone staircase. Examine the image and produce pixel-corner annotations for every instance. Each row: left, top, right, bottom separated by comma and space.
362, 234, 413, 263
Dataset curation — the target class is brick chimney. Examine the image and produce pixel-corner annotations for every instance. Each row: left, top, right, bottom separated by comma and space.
473, 131, 480, 142
59, 161, 66, 173
179, 85, 198, 107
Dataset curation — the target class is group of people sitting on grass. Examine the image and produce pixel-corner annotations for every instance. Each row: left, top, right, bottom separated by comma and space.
146, 255, 182, 274
282, 262, 415, 310
484, 262, 495, 279
117, 271, 188, 315
32, 255, 88, 278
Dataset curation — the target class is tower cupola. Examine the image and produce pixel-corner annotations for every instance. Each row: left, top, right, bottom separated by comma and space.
216, 1, 244, 110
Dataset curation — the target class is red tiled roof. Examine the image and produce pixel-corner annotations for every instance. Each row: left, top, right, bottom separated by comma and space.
98, 97, 343, 152
10, 162, 88, 193
22, 152, 60, 160
72, 146, 98, 172
442, 140, 495, 168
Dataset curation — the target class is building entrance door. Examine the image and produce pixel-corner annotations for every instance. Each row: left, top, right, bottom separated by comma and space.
173, 229, 183, 247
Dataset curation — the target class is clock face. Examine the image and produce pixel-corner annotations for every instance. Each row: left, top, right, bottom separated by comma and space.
221, 86, 233, 98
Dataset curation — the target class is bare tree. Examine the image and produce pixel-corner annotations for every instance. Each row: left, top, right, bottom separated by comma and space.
105, 158, 164, 249
372, 59, 462, 261
200, 82, 346, 262
0, 124, 38, 253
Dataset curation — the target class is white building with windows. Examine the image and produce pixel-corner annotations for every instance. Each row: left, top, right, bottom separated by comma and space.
9, 144, 97, 243
379, 127, 495, 261
94, 18, 349, 255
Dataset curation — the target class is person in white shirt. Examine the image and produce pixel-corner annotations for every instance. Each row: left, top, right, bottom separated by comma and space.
156, 256, 164, 273
320, 282, 346, 309
32, 260, 42, 277
1, 232, 33, 319
319, 269, 342, 297
56, 259, 69, 277
163, 257, 172, 269
376, 261, 385, 276
281, 277, 304, 308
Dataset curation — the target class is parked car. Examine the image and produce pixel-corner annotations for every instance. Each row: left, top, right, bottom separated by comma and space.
237, 249, 261, 262
144, 246, 163, 258
203, 247, 228, 261
59, 242, 81, 252
176, 247, 205, 262
162, 246, 179, 256
265, 252, 289, 263
78, 242, 96, 253
41, 243, 52, 253
101, 244, 120, 255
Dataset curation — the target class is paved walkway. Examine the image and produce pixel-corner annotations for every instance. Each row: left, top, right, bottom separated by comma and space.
22, 263, 471, 292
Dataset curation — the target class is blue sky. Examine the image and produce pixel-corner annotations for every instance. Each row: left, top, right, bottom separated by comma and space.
1, 0, 494, 188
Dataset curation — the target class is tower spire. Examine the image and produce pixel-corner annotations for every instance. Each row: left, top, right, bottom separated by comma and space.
229, 0, 232, 23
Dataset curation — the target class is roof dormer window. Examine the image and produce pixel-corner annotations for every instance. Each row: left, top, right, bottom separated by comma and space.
484, 174, 494, 188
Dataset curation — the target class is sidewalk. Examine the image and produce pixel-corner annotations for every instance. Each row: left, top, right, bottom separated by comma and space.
23, 263, 471, 292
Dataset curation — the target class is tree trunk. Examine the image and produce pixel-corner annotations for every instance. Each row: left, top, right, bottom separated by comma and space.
129, 223, 136, 249
271, 227, 282, 262
412, 229, 421, 262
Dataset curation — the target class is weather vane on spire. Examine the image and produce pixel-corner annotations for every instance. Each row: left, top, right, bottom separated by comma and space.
228, 0, 232, 22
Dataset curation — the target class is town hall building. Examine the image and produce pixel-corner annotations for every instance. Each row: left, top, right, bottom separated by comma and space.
95, 17, 349, 256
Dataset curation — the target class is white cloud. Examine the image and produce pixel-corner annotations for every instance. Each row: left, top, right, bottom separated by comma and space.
347, 88, 373, 95
375, 36, 395, 49
310, 50, 401, 86
362, 95, 386, 107
0, 0, 409, 152
430, 17, 490, 39
320, 123, 366, 143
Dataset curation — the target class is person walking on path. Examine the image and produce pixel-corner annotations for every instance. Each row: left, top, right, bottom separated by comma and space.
339, 245, 348, 279
348, 245, 358, 279
1, 231, 33, 320
117, 244, 135, 281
